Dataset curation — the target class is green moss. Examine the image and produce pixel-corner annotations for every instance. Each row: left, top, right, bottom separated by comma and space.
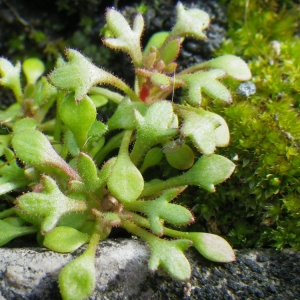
186, 0, 300, 250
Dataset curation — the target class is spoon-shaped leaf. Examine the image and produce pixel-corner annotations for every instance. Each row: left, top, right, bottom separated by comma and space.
59, 250, 95, 300
43, 226, 89, 253
12, 127, 80, 180
59, 94, 96, 149
186, 232, 235, 262
22, 57, 45, 85
141, 154, 235, 196
107, 131, 144, 203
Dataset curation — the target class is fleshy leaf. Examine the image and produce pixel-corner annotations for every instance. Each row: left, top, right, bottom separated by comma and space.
0, 220, 37, 246
186, 232, 236, 262
160, 39, 181, 65
76, 152, 102, 192
0, 148, 29, 195
43, 226, 89, 253
125, 187, 193, 236
59, 250, 95, 300
15, 175, 88, 234
12, 121, 80, 180
107, 97, 147, 130
107, 131, 144, 203
49, 49, 138, 101
104, 9, 144, 66
179, 69, 231, 105
180, 154, 235, 192
165, 144, 195, 170
143, 32, 169, 56
139, 147, 163, 174
176, 105, 230, 155
148, 237, 191, 281
0, 57, 22, 102
169, 2, 210, 40
141, 154, 235, 196
130, 101, 178, 165
22, 57, 45, 85
59, 94, 96, 148
194, 55, 252, 81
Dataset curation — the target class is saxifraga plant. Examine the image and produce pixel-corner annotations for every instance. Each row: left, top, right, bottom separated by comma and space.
0, 3, 251, 299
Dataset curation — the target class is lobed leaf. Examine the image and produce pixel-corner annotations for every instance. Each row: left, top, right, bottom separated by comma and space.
15, 175, 88, 234
125, 187, 193, 236
179, 69, 231, 105
148, 237, 191, 281
176, 105, 230, 155
104, 9, 144, 66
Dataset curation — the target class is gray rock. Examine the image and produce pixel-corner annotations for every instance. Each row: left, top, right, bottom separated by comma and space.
0, 239, 299, 299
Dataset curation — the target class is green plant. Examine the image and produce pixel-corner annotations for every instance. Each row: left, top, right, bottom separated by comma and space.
189, 0, 300, 250
0, 3, 251, 299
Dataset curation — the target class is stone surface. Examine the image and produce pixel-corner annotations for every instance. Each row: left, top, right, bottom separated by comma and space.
0, 239, 299, 299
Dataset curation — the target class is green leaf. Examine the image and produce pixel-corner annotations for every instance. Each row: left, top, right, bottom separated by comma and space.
143, 31, 169, 56
104, 9, 144, 66
60, 94, 96, 148
0, 57, 22, 102
160, 39, 181, 64
186, 232, 236, 262
88, 94, 108, 108
169, 2, 210, 40
180, 154, 235, 192
43, 226, 89, 253
49, 49, 137, 101
107, 131, 144, 203
59, 250, 95, 300
22, 57, 45, 85
131, 101, 178, 165
176, 105, 230, 155
0, 134, 11, 157
148, 237, 191, 281
141, 154, 235, 196
12, 121, 80, 180
107, 97, 147, 130
0, 219, 37, 246
76, 152, 102, 192
139, 147, 163, 173
0, 103, 22, 124
125, 187, 193, 236
0, 148, 29, 195
195, 55, 252, 81
165, 143, 195, 170
179, 69, 231, 105
15, 175, 88, 234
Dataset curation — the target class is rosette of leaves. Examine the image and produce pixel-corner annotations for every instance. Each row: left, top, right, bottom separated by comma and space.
0, 3, 251, 300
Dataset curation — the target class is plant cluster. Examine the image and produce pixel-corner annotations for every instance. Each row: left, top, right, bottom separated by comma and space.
0, 3, 251, 299
189, 0, 300, 249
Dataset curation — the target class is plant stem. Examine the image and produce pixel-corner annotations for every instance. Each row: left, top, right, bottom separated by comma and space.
89, 87, 124, 104
0, 208, 15, 219
140, 176, 185, 197
94, 131, 125, 165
